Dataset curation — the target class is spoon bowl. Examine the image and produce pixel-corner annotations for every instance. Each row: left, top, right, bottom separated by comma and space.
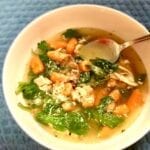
79, 34, 150, 62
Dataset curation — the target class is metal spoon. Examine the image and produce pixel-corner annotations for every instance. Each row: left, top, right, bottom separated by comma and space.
79, 34, 150, 62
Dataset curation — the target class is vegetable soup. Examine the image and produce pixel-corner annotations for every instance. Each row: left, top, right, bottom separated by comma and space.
16, 28, 147, 142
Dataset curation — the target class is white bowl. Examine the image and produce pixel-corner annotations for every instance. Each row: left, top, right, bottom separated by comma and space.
2, 4, 150, 150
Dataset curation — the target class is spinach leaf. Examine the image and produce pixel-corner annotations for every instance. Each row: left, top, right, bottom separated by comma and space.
99, 112, 124, 128
36, 112, 67, 131
39, 54, 49, 63
63, 29, 81, 38
91, 65, 106, 79
36, 103, 89, 135
64, 112, 89, 135
43, 103, 64, 114
90, 58, 118, 74
83, 108, 100, 125
38, 40, 55, 66
36, 111, 88, 135
17, 102, 31, 111
89, 58, 118, 87
79, 72, 91, 83
16, 82, 40, 99
38, 40, 51, 54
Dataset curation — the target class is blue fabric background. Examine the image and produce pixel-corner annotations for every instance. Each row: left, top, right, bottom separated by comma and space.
0, 0, 150, 150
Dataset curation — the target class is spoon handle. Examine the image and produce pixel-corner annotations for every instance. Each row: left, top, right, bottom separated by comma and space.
120, 34, 150, 50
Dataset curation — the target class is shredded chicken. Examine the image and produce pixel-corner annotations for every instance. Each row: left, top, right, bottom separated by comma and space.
111, 65, 138, 87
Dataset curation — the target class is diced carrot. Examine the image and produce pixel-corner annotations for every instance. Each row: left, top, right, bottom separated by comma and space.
126, 89, 143, 111
94, 87, 109, 106
66, 38, 78, 54
50, 72, 67, 83
47, 51, 70, 63
30, 55, 44, 74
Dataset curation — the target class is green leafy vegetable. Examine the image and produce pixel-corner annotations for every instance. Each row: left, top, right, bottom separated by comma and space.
90, 58, 118, 74
37, 40, 54, 64
18, 102, 42, 110
28, 70, 39, 81
99, 112, 124, 128
36, 104, 89, 135
38, 40, 51, 54
79, 72, 91, 83
18, 102, 31, 111
36, 112, 67, 131
16, 82, 40, 99
39, 54, 49, 63
43, 102, 64, 114
63, 29, 81, 38
91, 65, 106, 79
65, 112, 88, 135
88, 65, 107, 87
83, 108, 99, 124
89, 58, 118, 87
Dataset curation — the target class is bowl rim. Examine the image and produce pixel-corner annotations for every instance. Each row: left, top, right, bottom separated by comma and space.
2, 4, 150, 150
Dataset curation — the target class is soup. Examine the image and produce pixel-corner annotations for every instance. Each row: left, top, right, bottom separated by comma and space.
16, 28, 147, 142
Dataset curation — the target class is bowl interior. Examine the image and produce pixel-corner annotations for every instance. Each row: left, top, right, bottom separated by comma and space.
3, 4, 150, 150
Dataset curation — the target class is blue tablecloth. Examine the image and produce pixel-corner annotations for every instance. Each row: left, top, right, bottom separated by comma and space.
0, 0, 150, 150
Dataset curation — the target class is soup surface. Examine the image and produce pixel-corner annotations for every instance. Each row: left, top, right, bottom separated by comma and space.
16, 28, 147, 142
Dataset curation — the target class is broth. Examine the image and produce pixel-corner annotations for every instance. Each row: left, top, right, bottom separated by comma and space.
17, 27, 148, 143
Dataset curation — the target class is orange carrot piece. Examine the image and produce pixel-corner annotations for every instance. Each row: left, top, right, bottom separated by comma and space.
50, 72, 67, 83
66, 38, 78, 54
126, 89, 143, 111
30, 55, 44, 74
47, 51, 70, 63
